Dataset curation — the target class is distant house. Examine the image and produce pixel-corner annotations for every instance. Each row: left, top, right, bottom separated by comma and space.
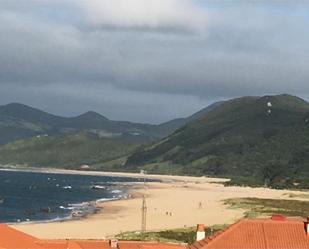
140, 170, 147, 175
80, 164, 90, 170
190, 215, 309, 249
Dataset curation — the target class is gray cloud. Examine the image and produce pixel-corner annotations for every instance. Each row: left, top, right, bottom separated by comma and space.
0, 1, 308, 123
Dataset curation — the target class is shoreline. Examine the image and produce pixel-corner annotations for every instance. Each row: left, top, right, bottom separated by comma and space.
0, 165, 229, 183
6, 196, 123, 226
8, 168, 309, 240
0, 166, 149, 225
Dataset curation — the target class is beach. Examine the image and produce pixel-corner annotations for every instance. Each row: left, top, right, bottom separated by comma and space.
10, 170, 309, 239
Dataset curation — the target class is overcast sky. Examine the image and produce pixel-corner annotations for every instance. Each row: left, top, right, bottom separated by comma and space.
0, 1, 309, 124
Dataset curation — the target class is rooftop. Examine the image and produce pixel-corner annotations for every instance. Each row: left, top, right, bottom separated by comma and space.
0, 224, 187, 249
2, 215, 309, 249
190, 216, 309, 249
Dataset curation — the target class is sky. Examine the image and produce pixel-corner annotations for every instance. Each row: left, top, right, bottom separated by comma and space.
0, 0, 309, 124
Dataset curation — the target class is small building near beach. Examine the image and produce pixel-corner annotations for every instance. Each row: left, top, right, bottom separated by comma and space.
80, 164, 90, 170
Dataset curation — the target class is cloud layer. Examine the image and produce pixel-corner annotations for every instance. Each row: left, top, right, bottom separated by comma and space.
0, 1, 308, 123
74, 0, 206, 31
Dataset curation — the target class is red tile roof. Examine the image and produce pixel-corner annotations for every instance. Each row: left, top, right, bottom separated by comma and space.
190, 217, 309, 249
37, 240, 187, 249
35, 240, 68, 249
0, 224, 42, 249
0, 225, 187, 249
37, 240, 120, 249
67, 241, 84, 249
3, 216, 309, 249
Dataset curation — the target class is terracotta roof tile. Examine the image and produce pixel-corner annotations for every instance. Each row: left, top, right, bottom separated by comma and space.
31, 239, 188, 249
0, 224, 43, 249
67, 241, 84, 249
192, 218, 309, 249
140, 243, 188, 249
118, 241, 187, 249
35, 240, 67, 249
5, 217, 309, 249
78, 240, 115, 249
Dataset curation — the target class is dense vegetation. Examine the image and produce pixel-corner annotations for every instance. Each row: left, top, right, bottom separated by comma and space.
0, 102, 221, 169
224, 198, 309, 218
125, 94, 309, 188
0, 134, 137, 169
3, 94, 309, 189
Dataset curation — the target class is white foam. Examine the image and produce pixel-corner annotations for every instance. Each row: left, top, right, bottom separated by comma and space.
95, 197, 118, 203
110, 189, 122, 194
92, 185, 106, 189
59, 205, 74, 210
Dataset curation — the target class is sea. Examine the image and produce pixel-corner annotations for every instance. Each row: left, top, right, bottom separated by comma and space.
0, 169, 153, 223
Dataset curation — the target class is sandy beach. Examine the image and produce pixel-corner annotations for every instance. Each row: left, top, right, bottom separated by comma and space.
8, 169, 309, 240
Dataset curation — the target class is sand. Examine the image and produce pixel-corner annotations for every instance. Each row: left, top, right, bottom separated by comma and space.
12, 171, 309, 240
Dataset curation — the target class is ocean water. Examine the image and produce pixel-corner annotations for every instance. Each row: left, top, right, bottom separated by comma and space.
0, 169, 152, 223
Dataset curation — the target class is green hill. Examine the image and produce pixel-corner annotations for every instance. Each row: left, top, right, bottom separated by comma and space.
157, 101, 223, 131
0, 103, 222, 145
0, 102, 224, 169
0, 103, 171, 145
0, 133, 137, 169
125, 94, 309, 188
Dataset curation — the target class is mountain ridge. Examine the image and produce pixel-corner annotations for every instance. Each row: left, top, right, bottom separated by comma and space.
0, 101, 222, 145
0, 100, 224, 169
4, 94, 309, 189
125, 94, 309, 188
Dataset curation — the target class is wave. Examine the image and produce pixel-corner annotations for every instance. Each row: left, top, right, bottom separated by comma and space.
95, 197, 118, 203
0, 168, 145, 224
91, 185, 106, 189
9, 214, 74, 225
110, 189, 122, 194
68, 202, 91, 208
62, 185, 72, 189
59, 205, 74, 210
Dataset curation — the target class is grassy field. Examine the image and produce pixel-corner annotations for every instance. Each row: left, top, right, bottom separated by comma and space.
283, 193, 309, 199
224, 197, 309, 218
116, 225, 227, 244
0, 134, 137, 169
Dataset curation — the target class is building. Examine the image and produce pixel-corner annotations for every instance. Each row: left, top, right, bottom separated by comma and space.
0, 224, 186, 249
2, 215, 309, 249
190, 215, 309, 249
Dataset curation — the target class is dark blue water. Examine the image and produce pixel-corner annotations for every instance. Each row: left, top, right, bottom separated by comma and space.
0, 169, 151, 223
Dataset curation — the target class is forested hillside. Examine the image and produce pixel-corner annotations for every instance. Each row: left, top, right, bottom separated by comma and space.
125, 94, 309, 188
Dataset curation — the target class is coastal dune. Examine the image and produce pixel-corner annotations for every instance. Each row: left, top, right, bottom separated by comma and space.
12, 173, 308, 239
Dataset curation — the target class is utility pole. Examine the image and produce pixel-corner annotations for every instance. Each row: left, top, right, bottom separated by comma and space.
141, 194, 147, 239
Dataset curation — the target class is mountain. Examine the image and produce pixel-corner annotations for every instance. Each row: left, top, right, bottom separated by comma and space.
157, 101, 223, 132
0, 103, 157, 144
0, 104, 162, 145
0, 103, 64, 125
0, 102, 223, 145
125, 94, 309, 188
0, 101, 224, 168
